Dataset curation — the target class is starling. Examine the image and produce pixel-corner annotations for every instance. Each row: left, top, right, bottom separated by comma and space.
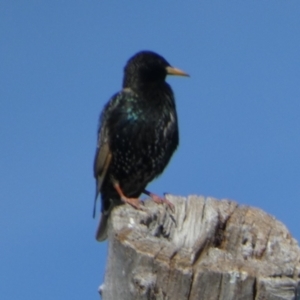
94, 51, 189, 241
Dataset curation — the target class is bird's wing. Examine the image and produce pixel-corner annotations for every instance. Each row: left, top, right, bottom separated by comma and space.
93, 116, 112, 217
94, 90, 134, 241
94, 126, 111, 188
93, 88, 138, 217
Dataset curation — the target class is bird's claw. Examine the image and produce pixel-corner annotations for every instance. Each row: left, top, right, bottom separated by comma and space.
163, 198, 175, 213
147, 192, 175, 213
121, 196, 142, 210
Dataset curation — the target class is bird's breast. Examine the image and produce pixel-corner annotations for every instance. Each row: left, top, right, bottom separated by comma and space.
108, 89, 178, 184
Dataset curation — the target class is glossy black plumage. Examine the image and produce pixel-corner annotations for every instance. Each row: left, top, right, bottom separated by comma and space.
94, 51, 188, 241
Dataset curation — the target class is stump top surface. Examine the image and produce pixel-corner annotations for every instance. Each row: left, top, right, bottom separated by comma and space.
101, 195, 300, 300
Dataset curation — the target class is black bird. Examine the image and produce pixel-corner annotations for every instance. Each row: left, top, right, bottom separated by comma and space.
94, 51, 188, 241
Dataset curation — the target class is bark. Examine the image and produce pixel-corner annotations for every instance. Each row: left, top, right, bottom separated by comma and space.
99, 195, 300, 300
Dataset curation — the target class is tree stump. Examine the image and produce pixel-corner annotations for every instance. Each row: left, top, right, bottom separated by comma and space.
99, 195, 300, 300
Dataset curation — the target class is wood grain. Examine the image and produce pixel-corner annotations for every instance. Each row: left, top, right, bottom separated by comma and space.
99, 195, 300, 300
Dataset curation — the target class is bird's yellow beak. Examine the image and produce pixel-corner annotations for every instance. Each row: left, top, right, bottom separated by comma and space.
166, 66, 189, 77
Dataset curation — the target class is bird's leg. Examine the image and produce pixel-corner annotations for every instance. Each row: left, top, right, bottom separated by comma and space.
113, 183, 141, 209
143, 190, 175, 212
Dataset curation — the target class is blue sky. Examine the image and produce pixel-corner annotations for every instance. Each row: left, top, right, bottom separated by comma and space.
1, 1, 300, 299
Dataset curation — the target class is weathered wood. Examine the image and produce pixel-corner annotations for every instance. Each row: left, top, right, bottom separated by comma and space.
99, 195, 300, 300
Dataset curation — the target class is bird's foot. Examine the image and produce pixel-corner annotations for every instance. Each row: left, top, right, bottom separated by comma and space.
113, 182, 142, 210
120, 196, 141, 210
143, 190, 175, 213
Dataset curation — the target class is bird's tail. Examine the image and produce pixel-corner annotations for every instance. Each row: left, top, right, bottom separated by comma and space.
93, 185, 99, 219
95, 212, 109, 241
95, 198, 114, 242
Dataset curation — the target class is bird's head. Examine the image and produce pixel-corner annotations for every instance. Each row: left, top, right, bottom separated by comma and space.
123, 51, 189, 89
